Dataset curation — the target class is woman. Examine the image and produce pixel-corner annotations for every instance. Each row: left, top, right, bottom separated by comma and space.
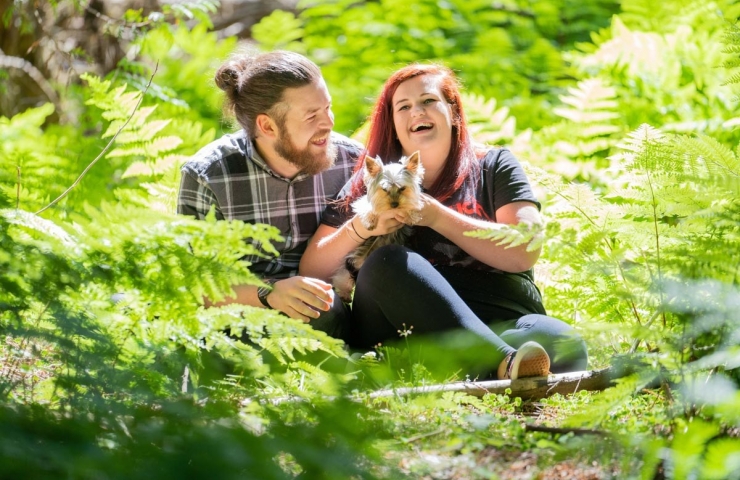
300, 64, 588, 379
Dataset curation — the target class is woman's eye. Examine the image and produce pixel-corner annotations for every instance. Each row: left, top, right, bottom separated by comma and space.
424, 98, 435, 104
398, 105, 409, 111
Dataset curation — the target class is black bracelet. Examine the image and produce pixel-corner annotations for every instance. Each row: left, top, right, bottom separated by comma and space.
349, 218, 368, 241
257, 280, 273, 308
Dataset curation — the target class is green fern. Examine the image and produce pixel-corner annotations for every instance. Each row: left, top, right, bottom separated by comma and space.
466, 220, 545, 252
539, 123, 740, 357
463, 93, 518, 146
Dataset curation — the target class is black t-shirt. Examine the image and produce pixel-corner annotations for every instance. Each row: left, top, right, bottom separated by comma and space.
322, 147, 539, 276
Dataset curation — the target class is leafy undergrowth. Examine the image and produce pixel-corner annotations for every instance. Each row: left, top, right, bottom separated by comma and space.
362, 389, 650, 480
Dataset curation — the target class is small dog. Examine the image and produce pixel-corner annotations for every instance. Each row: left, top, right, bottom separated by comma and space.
332, 151, 424, 302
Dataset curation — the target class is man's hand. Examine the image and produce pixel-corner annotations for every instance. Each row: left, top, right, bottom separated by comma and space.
267, 276, 333, 323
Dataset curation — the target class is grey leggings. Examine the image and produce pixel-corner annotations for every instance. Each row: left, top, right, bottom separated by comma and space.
349, 245, 588, 373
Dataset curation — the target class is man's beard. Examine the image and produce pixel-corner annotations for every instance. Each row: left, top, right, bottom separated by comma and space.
274, 128, 337, 176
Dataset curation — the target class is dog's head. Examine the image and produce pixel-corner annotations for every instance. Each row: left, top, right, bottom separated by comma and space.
363, 151, 424, 212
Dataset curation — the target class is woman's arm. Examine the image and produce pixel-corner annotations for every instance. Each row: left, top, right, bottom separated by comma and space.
300, 211, 406, 282
418, 196, 542, 272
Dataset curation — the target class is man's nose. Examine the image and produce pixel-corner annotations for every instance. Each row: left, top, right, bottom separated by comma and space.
320, 109, 335, 129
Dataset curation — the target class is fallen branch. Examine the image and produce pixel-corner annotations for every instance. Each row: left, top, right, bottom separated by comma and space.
250, 368, 617, 406
367, 368, 615, 401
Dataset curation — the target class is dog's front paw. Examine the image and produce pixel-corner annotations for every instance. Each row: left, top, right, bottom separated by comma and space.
403, 210, 422, 225
364, 213, 378, 231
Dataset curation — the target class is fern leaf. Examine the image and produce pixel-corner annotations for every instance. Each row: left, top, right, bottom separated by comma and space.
558, 79, 618, 109
721, 71, 740, 87
144, 136, 183, 157
466, 221, 545, 252
116, 120, 172, 143
615, 124, 665, 154
1, 209, 76, 248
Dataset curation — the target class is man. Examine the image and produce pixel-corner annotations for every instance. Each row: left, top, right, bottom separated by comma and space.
177, 50, 363, 340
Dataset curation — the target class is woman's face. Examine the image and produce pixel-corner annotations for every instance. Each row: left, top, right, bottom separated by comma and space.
391, 74, 453, 160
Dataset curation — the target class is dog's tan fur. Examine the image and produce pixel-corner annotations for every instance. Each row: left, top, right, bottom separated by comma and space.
332, 151, 424, 302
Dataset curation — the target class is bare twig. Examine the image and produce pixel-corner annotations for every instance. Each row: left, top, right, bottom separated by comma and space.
524, 424, 608, 436
182, 365, 190, 394
35, 62, 159, 215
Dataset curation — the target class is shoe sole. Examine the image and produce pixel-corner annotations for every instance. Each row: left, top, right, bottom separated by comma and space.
510, 341, 550, 380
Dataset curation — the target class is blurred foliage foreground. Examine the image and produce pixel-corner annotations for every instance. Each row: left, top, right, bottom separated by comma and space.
3, 0, 740, 478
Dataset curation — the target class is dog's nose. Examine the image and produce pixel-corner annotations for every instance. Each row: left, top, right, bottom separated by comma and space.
390, 201, 399, 208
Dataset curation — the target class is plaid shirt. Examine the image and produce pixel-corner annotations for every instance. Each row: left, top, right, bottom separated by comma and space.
178, 129, 363, 279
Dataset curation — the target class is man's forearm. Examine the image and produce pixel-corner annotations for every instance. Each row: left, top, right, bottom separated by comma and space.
204, 284, 262, 308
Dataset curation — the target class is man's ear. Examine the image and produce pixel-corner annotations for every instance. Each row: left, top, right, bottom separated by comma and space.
255, 113, 279, 139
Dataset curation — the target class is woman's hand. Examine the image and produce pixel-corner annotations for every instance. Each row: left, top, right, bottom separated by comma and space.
411, 193, 441, 228
353, 209, 406, 238
405, 195, 543, 273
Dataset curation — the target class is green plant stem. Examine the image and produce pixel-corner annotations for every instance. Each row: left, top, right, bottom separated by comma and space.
15, 166, 20, 211
629, 310, 662, 354
35, 62, 159, 216
644, 168, 666, 327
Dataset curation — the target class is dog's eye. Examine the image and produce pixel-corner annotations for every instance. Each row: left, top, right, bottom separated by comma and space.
398, 186, 406, 193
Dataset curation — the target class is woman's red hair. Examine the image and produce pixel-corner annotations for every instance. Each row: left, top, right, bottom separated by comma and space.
345, 64, 479, 206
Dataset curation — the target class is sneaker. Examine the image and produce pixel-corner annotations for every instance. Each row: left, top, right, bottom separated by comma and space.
497, 341, 551, 380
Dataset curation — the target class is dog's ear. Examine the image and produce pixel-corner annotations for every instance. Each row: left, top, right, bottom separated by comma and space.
364, 155, 382, 177
404, 151, 422, 176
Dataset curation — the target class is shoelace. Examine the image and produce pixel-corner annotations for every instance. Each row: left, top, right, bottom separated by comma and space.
504, 351, 516, 379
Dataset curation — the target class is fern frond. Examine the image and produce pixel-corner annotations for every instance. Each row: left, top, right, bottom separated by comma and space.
1, 209, 76, 249
465, 221, 545, 252
115, 119, 171, 143
672, 134, 740, 180
463, 93, 517, 145
614, 124, 665, 155
721, 71, 740, 87
554, 78, 619, 121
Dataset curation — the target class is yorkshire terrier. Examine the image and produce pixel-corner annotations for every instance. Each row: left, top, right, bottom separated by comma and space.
332, 151, 424, 302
